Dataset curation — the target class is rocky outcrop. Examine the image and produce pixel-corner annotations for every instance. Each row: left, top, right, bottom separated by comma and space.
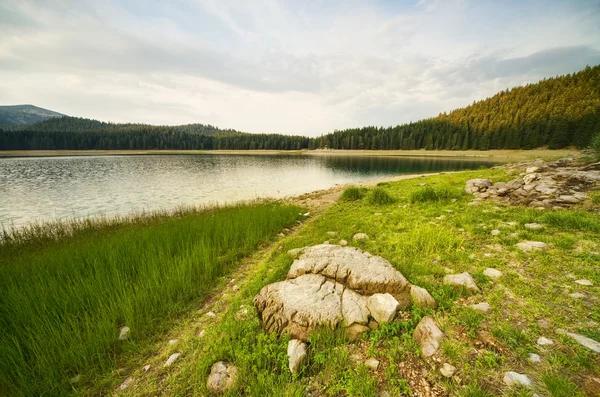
254, 244, 414, 341
465, 158, 600, 208
206, 361, 239, 394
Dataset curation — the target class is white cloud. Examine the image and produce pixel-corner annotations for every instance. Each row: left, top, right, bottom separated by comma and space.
0, 0, 599, 135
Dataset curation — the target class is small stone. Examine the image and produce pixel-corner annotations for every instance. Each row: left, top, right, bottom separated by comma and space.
570, 292, 585, 299
168, 339, 178, 345
556, 329, 600, 353
483, 268, 502, 279
440, 363, 456, 378
207, 361, 239, 393
303, 212, 310, 217
327, 231, 338, 236
410, 285, 437, 309
198, 329, 206, 338
435, 215, 446, 220
413, 316, 444, 357
206, 311, 216, 318
491, 229, 500, 236
364, 358, 379, 370
503, 371, 533, 387
537, 319, 551, 329
339, 239, 348, 246
469, 253, 476, 260
506, 221, 518, 226
367, 293, 399, 323
119, 326, 130, 341
287, 339, 308, 374
143, 365, 151, 372
118, 377, 133, 391
527, 353, 541, 364
524, 223, 543, 230
368, 320, 379, 330
516, 241, 548, 252
353, 233, 369, 241
164, 353, 181, 367
278, 233, 285, 237
470, 302, 491, 314
575, 279, 593, 286
232, 285, 240, 292
235, 307, 249, 320
483, 253, 493, 257
346, 323, 370, 342
443, 272, 480, 293
537, 337, 553, 346
69, 375, 80, 384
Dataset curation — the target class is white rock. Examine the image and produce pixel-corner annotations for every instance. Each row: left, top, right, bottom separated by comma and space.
491, 229, 500, 236
164, 353, 181, 367
483, 268, 502, 279
353, 233, 369, 240
364, 358, 379, 370
523, 173, 539, 185
410, 285, 437, 309
470, 302, 491, 314
575, 279, 593, 286
516, 241, 548, 252
506, 221, 518, 226
443, 272, 480, 293
327, 231, 338, 236
524, 223, 543, 230
440, 363, 456, 378
232, 285, 240, 292
526, 167, 541, 174
527, 353, 541, 364
168, 339, 178, 345
303, 212, 310, 217
69, 375, 80, 384
537, 337, 553, 346
118, 377, 133, 391
206, 361, 239, 393
569, 292, 585, 299
413, 316, 444, 357
206, 311, 216, 318
198, 329, 206, 338
556, 329, 600, 353
374, 212, 383, 216
339, 239, 348, 246
143, 364, 151, 372
367, 293, 399, 323
503, 371, 533, 387
287, 339, 308, 374
119, 326, 130, 341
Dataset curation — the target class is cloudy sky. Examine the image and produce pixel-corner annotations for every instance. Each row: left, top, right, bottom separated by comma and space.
1, 0, 599, 135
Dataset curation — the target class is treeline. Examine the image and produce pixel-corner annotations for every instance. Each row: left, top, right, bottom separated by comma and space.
0, 117, 310, 150
315, 65, 600, 150
1, 65, 599, 151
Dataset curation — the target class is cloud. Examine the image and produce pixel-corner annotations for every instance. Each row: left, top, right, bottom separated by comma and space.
0, 0, 599, 135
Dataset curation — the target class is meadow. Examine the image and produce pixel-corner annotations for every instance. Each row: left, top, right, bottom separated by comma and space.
0, 203, 301, 396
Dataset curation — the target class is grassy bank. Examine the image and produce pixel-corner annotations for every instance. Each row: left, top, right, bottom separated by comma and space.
114, 167, 600, 396
0, 203, 302, 396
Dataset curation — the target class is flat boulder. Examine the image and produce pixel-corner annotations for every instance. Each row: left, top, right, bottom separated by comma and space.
287, 244, 410, 305
516, 241, 548, 252
556, 329, 600, 353
443, 272, 480, 293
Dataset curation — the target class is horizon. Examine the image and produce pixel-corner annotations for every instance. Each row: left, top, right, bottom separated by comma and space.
1, 1, 600, 136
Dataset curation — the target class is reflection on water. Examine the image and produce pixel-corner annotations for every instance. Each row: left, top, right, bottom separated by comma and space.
0, 154, 498, 228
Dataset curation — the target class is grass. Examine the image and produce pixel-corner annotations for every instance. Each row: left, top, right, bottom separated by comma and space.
410, 185, 465, 203
340, 186, 368, 201
367, 187, 396, 205
0, 202, 301, 396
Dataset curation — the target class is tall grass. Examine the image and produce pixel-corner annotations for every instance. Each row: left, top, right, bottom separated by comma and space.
340, 186, 367, 201
0, 202, 301, 396
410, 186, 464, 203
366, 187, 395, 205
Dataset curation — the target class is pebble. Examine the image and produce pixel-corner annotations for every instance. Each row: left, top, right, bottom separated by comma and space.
491, 229, 500, 236
164, 353, 181, 367
503, 371, 533, 387
483, 268, 502, 279
339, 239, 348, 246
470, 302, 491, 314
118, 377, 133, 391
352, 233, 369, 240
524, 223, 543, 229
440, 363, 456, 377
70, 375, 81, 384
364, 358, 379, 370
119, 326, 130, 341
232, 285, 240, 292
143, 364, 151, 372
516, 241, 548, 252
569, 292, 585, 299
198, 329, 206, 338
527, 353, 541, 364
168, 339, 178, 345
575, 279, 593, 286
206, 311, 216, 318
537, 337, 553, 346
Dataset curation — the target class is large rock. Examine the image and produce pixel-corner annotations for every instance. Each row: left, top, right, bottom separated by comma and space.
287, 244, 410, 305
410, 285, 437, 309
207, 361, 238, 394
287, 339, 308, 374
443, 272, 480, 293
413, 316, 444, 357
366, 293, 399, 323
465, 179, 492, 194
254, 274, 369, 341
556, 329, 600, 353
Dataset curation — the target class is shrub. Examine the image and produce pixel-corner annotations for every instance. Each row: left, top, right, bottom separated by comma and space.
410, 186, 464, 203
367, 187, 395, 205
340, 186, 367, 201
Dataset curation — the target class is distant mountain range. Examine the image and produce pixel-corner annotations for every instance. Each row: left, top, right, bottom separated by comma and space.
0, 105, 66, 125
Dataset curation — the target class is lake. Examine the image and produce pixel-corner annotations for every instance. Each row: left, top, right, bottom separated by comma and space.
0, 154, 499, 228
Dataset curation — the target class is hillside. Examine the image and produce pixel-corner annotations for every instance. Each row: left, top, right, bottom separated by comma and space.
312, 65, 600, 150
0, 105, 65, 125
1, 65, 599, 151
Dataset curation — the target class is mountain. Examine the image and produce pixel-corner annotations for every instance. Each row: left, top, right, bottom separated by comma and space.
313, 65, 600, 150
0, 105, 66, 126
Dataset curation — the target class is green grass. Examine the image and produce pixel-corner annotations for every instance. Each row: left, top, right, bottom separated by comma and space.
366, 187, 396, 205
410, 186, 465, 203
0, 202, 301, 396
340, 186, 368, 201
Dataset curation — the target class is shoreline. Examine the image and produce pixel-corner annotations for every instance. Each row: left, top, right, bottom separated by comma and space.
0, 148, 578, 160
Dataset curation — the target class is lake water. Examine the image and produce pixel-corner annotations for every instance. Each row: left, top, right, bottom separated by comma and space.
0, 154, 499, 228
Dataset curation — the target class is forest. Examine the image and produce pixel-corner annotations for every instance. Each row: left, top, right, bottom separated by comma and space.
1, 65, 599, 151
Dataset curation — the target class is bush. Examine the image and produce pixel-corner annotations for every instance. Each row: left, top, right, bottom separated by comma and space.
340, 186, 367, 201
410, 186, 464, 203
367, 187, 395, 205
